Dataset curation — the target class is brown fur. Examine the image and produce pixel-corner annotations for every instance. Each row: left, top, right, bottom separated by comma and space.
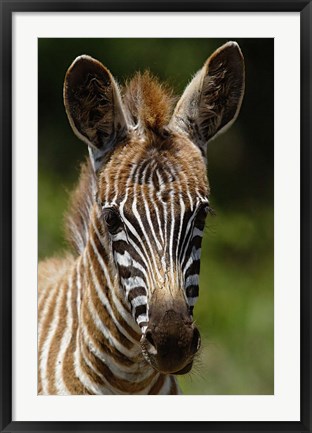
38, 255, 75, 301
123, 71, 177, 131
64, 160, 95, 255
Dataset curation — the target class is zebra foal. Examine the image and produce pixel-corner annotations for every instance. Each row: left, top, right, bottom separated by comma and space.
38, 41, 245, 395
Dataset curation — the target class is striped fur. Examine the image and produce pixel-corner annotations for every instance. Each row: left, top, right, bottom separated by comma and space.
38, 42, 244, 394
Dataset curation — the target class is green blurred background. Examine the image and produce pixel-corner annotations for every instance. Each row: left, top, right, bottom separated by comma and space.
38, 38, 274, 395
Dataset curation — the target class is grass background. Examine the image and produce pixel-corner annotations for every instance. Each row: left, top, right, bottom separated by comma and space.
38, 38, 274, 394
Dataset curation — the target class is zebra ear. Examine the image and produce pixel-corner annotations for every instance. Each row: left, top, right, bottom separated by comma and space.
64, 55, 128, 171
170, 41, 245, 157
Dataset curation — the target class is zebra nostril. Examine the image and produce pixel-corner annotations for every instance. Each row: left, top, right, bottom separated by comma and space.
143, 329, 158, 356
191, 328, 201, 354
145, 329, 156, 348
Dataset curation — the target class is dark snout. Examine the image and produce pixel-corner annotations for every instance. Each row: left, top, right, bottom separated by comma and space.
141, 309, 201, 375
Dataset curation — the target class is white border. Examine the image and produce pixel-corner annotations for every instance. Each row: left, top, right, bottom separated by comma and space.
12, 12, 300, 422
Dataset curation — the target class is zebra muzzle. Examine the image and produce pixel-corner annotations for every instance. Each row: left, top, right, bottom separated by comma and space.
140, 309, 201, 375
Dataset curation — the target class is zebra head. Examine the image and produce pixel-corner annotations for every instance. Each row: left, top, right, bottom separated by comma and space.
64, 42, 245, 375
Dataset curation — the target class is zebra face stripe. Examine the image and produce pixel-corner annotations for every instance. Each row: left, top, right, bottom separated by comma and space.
102, 195, 209, 329
97, 145, 210, 338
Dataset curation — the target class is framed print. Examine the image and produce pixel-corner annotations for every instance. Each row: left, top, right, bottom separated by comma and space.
1, 1, 311, 432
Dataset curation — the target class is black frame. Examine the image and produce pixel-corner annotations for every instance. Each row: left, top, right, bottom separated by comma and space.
0, 0, 311, 432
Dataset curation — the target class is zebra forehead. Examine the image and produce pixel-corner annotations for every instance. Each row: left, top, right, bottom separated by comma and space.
102, 169, 208, 206
98, 135, 209, 203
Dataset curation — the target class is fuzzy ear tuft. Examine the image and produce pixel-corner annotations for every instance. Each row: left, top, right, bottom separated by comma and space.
170, 41, 245, 157
64, 55, 128, 171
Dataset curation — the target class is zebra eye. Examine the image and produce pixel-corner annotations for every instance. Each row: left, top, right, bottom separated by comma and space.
103, 208, 123, 235
196, 203, 209, 221
194, 204, 211, 231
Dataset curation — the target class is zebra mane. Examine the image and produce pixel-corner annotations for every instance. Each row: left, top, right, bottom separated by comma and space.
123, 71, 177, 132
65, 159, 96, 255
